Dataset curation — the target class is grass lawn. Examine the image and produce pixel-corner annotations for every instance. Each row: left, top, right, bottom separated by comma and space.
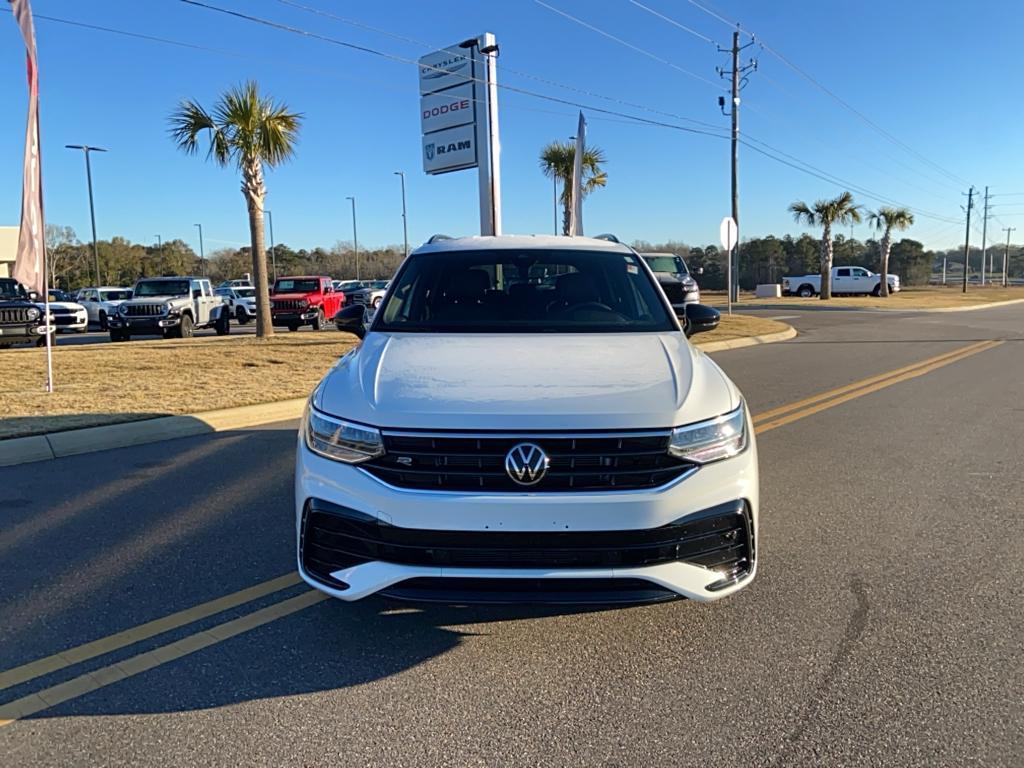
0, 314, 791, 439
706, 285, 1024, 310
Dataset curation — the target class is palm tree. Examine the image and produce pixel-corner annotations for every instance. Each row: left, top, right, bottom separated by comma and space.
868, 207, 914, 297
539, 141, 608, 235
789, 191, 862, 299
169, 82, 302, 337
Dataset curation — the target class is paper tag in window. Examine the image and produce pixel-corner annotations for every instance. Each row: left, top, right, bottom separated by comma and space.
626, 264, 638, 274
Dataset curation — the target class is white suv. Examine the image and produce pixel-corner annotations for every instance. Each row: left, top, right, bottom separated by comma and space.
296, 235, 758, 604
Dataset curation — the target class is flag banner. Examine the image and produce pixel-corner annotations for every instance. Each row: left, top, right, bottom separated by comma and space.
11, 0, 46, 295
568, 111, 586, 237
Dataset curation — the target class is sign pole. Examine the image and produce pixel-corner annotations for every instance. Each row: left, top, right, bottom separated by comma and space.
720, 216, 738, 316
471, 34, 501, 236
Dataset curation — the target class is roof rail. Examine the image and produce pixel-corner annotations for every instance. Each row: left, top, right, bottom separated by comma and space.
592, 233, 620, 243
426, 234, 453, 244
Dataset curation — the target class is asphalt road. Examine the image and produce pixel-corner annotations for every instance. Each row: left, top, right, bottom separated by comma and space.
1, 305, 1022, 767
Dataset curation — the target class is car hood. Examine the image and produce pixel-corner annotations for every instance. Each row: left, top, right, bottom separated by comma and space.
37, 301, 83, 311
315, 332, 740, 431
125, 295, 188, 304
272, 292, 313, 301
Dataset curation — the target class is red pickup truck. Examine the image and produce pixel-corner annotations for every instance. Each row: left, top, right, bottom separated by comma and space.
270, 275, 344, 331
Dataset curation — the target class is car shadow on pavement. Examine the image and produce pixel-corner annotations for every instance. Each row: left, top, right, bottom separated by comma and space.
0, 425, 667, 721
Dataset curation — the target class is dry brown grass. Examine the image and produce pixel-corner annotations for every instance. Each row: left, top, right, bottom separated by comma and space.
697, 313, 791, 343
1, 315, 793, 439
0, 335, 357, 439
708, 285, 1024, 310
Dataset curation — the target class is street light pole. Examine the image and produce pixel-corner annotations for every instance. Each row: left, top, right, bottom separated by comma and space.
194, 223, 205, 276
346, 196, 359, 280
394, 172, 408, 258
65, 144, 107, 286
265, 210, 278, 281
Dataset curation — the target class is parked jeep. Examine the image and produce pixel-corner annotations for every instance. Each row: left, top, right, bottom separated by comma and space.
271, 275, 343, 331
0, 278, 53, 348
108, 276, 230, 341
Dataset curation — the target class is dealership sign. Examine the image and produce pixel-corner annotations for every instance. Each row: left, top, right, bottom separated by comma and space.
419, 43, 480, 175
420, 82, 474, 134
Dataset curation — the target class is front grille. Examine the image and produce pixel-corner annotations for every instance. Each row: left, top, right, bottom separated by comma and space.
660, 281, 686, 304
0, 307, 31, 324
362, 431, 693, 492
125, 304, 164, 316
52, 314, 82, 326
347, 293, 368, 306
300, 499, 753, 590
381, 577, 678, 604
273, 299, 307, 311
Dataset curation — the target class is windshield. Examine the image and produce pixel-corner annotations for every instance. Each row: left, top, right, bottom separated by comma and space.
48, 291, 72, 302
0, 279, 25, 300
99, 290, 130, 301
274, 279, 320, 293
234, 287, 256, 298
642, 255, 689, 276
338, 281, 363, 291
376, 249, 675, 334
134, 280, 189, 297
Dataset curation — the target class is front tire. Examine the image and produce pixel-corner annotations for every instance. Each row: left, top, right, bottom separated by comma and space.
287, 322, 299, 332
109, 329, 129, 342
215, 313, 231, 336
178, 314, 194, 339
372, 296, 382, 309
312, 308, 324, 331
98, 311, 108, 331
235, 307, 249, 324
872, 285, 882, 297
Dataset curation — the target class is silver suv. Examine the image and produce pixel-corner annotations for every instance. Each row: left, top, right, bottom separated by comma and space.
108, 277, 230, 341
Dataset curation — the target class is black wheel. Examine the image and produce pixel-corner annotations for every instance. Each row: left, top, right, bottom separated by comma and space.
179, 314, 194, 338
798, 285, 814, 298
98, 311, 108, 331
215, 313, 231, 336
372, 296, 382, 309
872, 285, 882, 297
312, 308, 324, 331
287, 323, 299, 332
235, 307, 248, 324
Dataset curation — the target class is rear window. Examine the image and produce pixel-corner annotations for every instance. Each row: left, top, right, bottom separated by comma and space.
376, 249, 675, 334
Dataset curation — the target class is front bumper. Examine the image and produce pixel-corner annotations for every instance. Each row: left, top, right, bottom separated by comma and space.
108, 314, 180, 332
0, 322, 52, 341
53, 313, 88, 331
272, 310, 317, 325
295, 426, 758, 604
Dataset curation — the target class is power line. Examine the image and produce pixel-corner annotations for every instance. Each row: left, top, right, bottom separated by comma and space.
273, 0, 727, 131
533, 0, 726, 91
684, 0, 972, 188
628, 0, 715, 44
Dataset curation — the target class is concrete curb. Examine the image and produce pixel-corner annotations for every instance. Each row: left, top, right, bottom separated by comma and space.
697, 326, 798, 353
0, 324, 799, 468
1, 398, 307, 468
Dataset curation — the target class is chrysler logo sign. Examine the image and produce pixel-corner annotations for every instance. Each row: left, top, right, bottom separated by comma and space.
504, 443, 550, 486
421, 56, 468, 79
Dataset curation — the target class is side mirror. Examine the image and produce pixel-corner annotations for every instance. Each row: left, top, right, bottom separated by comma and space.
683, 303, 720, 338
334, 303, 366, 339
694, 267, 704, 276
28, 290, 39, 301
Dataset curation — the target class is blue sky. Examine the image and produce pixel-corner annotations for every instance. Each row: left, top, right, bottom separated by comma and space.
2, 0, 1023, 255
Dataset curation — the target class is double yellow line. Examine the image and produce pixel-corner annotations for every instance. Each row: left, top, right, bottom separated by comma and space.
0, 339, 1004, 728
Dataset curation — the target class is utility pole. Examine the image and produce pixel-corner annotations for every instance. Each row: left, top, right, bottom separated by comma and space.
394, 172, 409, 258
717, 29, 756, 302
1002, 227, 1015, 288
65, 144, 107, 286
194, 223, 205, 276
980, 186, 989, 286
962, 187, 974, 294
346, 196, 359, 280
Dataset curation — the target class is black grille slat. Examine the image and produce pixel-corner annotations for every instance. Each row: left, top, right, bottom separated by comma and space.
300, 501, 752, 581
364, 431, 692, 492
0, 307, 32, 324
272, 299, 306, 310
125, 304, 164, 316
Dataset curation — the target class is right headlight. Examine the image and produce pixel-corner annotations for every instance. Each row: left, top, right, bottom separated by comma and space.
668, 402, 747, 464
26, 307, 40, 320
119, 304, 130, 314
304, 405, 384, 464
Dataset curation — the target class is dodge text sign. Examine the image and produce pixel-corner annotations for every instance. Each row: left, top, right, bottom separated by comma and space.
422, 124, 477, 175
420, 83, 475, 134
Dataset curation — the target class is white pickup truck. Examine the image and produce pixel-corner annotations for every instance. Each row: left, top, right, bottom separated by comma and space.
782, 266, 900, 297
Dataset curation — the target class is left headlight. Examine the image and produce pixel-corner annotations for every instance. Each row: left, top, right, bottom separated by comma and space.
668, 402, 747, 464
26, 307, 40, 320
304, 405, 384, 464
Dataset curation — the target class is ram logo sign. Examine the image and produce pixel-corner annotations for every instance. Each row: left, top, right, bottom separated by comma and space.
422, 125, 477, 175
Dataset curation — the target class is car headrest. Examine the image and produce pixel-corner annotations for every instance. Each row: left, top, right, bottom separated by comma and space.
447, 268, 490, 301
555, 272, 599, 305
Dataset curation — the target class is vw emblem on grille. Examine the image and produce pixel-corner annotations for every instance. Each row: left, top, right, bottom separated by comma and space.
504, 443, 549, 486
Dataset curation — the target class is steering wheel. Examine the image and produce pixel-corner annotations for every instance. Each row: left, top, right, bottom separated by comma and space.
558, 301, 627, 320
